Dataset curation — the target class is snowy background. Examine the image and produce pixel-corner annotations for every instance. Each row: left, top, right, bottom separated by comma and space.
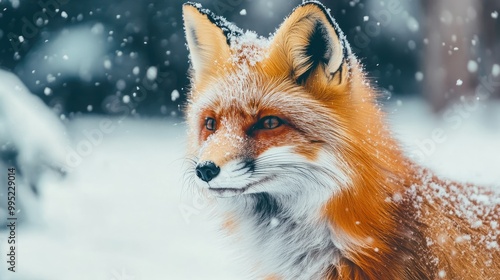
0, 0, 499, 279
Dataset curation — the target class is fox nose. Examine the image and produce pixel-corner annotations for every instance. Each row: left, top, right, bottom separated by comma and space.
195, 161, 220, 182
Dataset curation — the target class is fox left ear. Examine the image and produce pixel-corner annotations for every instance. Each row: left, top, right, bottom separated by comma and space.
269, 2, 348, 85
183, 3, 237, 83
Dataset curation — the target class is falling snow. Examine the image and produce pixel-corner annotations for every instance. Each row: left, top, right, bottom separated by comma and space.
43, 87, 52, 96
270, 217, 280, 228
467, 60, 478, 73
46, 74, 56, 83
122, 95, 130, 103
492, 64, 500, 77
415, 72, 424, 81
132, 66, 140, 75
171, 89, 180, 102
103, 59, 112, 69
407, 17, 419, 32
147, 66, 158, 81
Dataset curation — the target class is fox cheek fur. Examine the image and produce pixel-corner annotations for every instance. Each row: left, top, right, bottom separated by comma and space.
183, 2, 500, 280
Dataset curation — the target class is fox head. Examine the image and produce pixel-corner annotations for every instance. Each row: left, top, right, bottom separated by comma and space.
183, 2, 405, 202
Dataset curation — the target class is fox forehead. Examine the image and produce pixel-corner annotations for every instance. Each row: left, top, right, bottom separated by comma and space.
186, 66, 349, 143
189, 71, 306, 118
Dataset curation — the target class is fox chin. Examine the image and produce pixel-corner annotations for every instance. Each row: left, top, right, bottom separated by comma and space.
182, 1, 500, 279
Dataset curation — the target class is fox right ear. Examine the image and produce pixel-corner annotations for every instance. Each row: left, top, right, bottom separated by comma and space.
183, 3, 232, 83
268, 2, 348, 86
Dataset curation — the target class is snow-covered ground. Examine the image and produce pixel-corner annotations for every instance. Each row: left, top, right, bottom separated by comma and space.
388, 97, 500, 185
0, 98, 499, 280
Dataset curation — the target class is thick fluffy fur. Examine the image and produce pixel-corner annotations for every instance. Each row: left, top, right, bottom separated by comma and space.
183, 2, 500, 279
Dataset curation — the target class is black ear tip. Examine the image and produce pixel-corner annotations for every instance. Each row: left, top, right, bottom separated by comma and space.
183, 2, 243, 46
183, 2, 203, 9
298, 1, 329, 12
294, 1, 338, 32
297, 1, 351, 58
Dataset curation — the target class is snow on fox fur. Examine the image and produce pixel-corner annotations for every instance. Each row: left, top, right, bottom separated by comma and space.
183, 2, 500, 279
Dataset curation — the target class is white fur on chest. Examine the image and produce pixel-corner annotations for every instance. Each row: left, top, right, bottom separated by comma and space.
218, 194, 340, 279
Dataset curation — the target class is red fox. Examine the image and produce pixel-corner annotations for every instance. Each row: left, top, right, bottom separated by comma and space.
183, 2, 500, 279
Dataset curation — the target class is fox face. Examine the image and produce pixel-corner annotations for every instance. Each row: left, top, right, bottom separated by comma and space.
183, 2, 384, 199
187, 74, 354, 198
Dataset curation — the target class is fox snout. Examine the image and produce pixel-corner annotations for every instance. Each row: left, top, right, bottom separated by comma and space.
195, 161, 220, 182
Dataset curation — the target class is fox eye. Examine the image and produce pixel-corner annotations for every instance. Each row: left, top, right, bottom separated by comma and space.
205, 117, 216, 131
258, 116, 283, 130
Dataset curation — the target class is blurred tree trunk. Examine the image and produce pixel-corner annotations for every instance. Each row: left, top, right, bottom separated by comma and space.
422, 0, 481, 111
422, 0, 500, 111
481, 1, 500, 97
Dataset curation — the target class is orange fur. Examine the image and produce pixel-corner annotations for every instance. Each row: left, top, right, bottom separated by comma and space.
222, 214, 238, 235
263, 276, 282, 280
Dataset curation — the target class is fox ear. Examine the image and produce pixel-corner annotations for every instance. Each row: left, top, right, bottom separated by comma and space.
270, 2, 347, 85
182, 3, 233, 83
